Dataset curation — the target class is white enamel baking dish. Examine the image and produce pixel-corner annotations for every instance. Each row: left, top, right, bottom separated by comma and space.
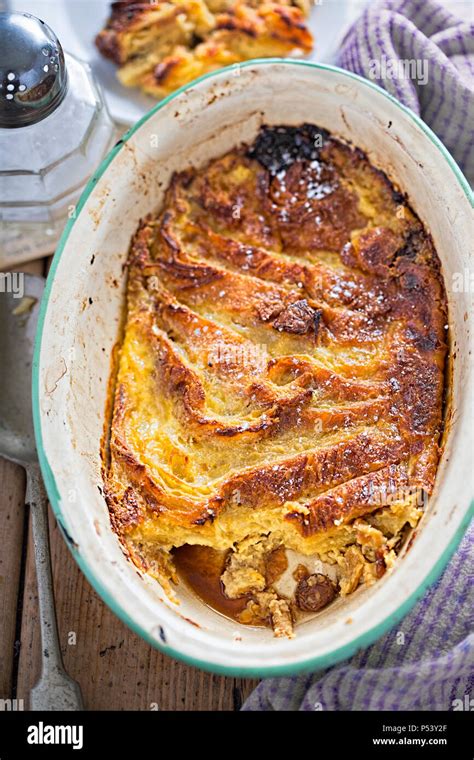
33, 61, 474, 677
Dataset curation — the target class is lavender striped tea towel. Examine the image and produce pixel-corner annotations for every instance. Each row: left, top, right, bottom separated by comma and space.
243, 522, 473, 711
336, 0, 474, 185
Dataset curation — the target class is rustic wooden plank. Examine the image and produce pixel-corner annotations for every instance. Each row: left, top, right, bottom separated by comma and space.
0, 459, 27, 698
0, 259, 45, 699
16, 506, 258, 710
5, 259, 45, 277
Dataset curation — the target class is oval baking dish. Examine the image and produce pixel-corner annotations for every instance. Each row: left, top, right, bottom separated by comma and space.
33, 61, 473, 677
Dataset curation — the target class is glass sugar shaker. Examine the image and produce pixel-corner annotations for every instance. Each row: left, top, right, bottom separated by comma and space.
0, 11, 116, 267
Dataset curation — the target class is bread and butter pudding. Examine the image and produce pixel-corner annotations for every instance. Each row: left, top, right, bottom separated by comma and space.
95, 1, 313, 98
103, 124, 448, 638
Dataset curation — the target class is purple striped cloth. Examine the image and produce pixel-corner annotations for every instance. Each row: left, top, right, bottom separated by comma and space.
243, 1, 474, 711
243, 523, 473, 711
337, 0, 474, 185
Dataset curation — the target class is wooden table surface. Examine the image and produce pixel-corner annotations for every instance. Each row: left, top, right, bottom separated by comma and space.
0, 258, 258, 710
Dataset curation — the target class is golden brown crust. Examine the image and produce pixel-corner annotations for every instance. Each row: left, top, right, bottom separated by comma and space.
95, 1, 313, 97
104, 125, 447, 594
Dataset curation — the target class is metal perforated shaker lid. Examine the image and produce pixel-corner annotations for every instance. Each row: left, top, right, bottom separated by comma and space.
0, 11, 67, 128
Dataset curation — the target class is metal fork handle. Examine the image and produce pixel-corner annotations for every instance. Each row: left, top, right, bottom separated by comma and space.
26, 463, 84, 710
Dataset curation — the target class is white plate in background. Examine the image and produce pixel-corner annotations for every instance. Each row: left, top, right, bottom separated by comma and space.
10, 0, 368, 125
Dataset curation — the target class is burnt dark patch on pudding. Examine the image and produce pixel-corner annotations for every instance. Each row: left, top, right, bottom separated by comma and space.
248, 124, 330, 176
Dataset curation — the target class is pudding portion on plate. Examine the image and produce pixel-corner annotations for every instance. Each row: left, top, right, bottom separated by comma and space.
95, 0, 313, 98
103, 125, 447, 637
